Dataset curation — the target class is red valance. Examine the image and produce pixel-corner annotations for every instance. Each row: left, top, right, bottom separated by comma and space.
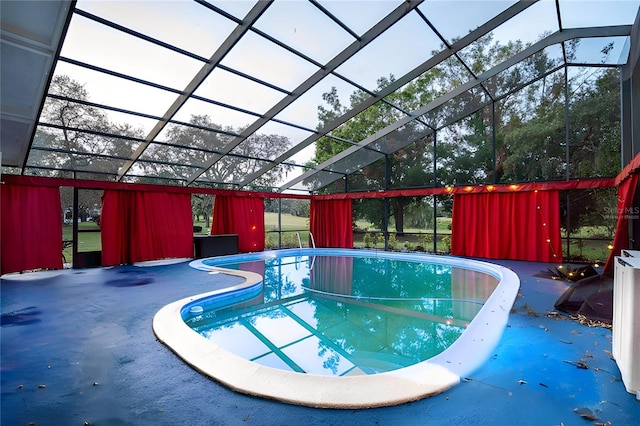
0, 174, 309, 199
2, 174, 614, 201
451, 191, 562, 262
211, 195, 265, 252
1, 184, 63, 273
101, 190, 193, 265
314, 178, 615, 200
310, 199, 353, 248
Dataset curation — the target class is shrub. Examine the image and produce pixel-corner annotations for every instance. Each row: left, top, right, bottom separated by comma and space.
441, 236, 452, 252
388, 233, 397, 250
419, 233, 433, 247
363, 232, 373, 248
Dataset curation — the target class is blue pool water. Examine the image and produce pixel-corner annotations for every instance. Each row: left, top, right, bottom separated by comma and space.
184, 252, 499, 377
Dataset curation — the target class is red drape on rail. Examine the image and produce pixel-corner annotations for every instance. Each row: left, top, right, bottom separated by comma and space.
309, 199, 353, 248
211, 195, 265, 252
603, 173, 639, 272
313, 178, 615, 199
451, 191, 562, 262
101, 191, 193, 265
1, 184, 63, 273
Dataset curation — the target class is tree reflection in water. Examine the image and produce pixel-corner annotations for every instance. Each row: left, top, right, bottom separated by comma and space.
190, 255, 498, 375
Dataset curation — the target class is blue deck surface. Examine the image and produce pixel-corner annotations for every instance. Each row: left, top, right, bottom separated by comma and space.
1, 257, 638, 425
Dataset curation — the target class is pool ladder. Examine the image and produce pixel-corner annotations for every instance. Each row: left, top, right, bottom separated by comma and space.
296, 232, 316, 249
296, 232, 316, 270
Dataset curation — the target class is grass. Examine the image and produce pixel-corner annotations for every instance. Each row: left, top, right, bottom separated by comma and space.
564, 238, 611, 263
195, 213, 310, 233
354, 217, 452, 234
264, 212, 308, 231
264, 214, 453, 250
62, 222, 101, 264
566, 225, 615, 239
196, 213, 311, 250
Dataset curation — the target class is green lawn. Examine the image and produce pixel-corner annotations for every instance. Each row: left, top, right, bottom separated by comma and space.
62, 222, 101, 263
565, 225, 614, 239
264, 212, 308, 231
564, 238, 612, 263
195, 213, 309, 233
198, 213, 451, 235
354, 217, 452, 233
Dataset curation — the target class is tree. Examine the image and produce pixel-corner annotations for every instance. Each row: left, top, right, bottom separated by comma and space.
192, 194, 213, 228
313, 34, 622, 239
312, 75, 440, 233
567, 67, 621, 178
288, 199, 310, 217
34, 75, 295, 220
143, 114, 292, 188
35, 75, 142, 175
35, 75, 144, 210
433, 35, 564, 185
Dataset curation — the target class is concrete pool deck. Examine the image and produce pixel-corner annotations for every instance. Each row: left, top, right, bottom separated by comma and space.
2, 257, 639, 425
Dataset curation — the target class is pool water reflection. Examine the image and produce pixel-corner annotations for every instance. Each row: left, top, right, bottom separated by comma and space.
185, 255, 498, 376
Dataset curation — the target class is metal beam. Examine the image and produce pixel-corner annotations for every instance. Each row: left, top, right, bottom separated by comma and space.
115, 0, 273, 181
279, 24, 632, 192
188, 0, 426, 186
240, 0, 539, 188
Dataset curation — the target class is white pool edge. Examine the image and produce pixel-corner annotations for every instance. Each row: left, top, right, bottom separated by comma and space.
153, 249, 520, 408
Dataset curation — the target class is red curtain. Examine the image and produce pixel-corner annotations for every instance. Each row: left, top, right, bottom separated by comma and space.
309, 199, 353, 248
101, 190, 193, 265
211, 195, 264, 252
1, 184, 63, 273
604, 173, 639, 272
451, 190, 562, 262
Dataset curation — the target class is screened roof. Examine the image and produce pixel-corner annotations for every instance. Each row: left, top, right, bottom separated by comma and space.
2, 0, 639, 194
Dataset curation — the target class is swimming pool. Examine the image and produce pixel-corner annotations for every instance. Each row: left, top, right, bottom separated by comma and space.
153, 249, 520, 408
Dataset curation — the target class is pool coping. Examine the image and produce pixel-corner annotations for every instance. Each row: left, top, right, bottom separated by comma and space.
152, 249, 520, 409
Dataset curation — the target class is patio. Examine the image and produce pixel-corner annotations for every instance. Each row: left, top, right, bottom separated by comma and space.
1, 258, 638, 425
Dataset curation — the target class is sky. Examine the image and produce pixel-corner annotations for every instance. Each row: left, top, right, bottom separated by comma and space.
50, 0, 640, 189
